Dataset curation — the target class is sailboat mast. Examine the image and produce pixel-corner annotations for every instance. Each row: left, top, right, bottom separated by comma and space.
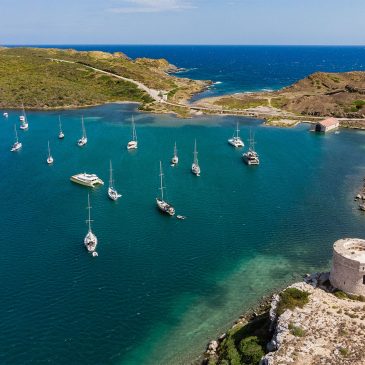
109, 160, 113, 188
14, 125, 18, 142
132, 116, 137, 141
236, 122, 240, 138
87, 193, 92, 232
174, 142, 177, 157
59, 116, 62, 133
48, 140, 51, 157
22, 103, 26, 122
159, 161, 164, 201
82, 116, 86, 139
194, 139, 198, 164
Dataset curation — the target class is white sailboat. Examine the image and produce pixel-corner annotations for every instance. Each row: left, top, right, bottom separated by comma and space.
11, 124, 22, 152
47, 140, 54, 164
127, 116, 138, 150
228, 122, 244, 147
108, 160, 122, 201
58, 116, 64, 139
3, 112, 8, 118
171, 142, 179, 166
191, 139, 201, 176
156, 161, 175, 216
84, 193, 98, 256
77, 116, 87, 146
19, 103, 29, 130
242, 130, 260, 165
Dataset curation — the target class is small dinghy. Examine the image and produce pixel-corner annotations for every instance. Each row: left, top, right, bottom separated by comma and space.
177, 215, 186, 220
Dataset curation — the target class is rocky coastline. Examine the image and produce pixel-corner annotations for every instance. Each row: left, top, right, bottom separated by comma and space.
201, 272, 365, 365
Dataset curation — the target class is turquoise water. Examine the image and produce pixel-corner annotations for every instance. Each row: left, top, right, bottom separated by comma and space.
1, 103, 365, 364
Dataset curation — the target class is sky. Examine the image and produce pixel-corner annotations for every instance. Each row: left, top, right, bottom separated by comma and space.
1, 0, 365, 45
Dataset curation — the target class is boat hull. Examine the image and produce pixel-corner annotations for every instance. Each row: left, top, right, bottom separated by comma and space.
84, 231, 98, 252
156, 198, 175, 216
108, 187, 122, 201
77, 137, 87, 147
228, 138, 244, 148
70, 174, 104, 187
127, 141, 138, 150
191, 163, 201, 176
242, 153, 260, 165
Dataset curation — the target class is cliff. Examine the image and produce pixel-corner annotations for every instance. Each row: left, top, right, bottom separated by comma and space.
203, 273, 365, 365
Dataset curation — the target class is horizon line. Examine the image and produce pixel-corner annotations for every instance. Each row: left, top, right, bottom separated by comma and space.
3, 43, 365, 47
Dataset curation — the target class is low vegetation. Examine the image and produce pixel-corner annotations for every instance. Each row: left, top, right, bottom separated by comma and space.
212, 309, 271, 365
333, 290, 365, 302
0, 47, 207, 113
276, 288, 310, 315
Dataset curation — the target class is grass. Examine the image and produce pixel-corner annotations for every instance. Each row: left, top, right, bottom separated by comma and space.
333, 290, 365, 302
288, 322, 306, 337
214, 97, 268, 110
276, 288, 310, 315
0, 47, 205, 110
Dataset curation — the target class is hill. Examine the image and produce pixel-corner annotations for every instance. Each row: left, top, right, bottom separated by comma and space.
195, 71, 365, 119
0, 47, 207, 113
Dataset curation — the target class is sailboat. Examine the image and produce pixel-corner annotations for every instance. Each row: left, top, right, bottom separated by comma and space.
228, 122, 244, 147
156, 161, 175, 216
127, 116, 138, 150
77, 116, 87, 146
3, 112, 8, 118
84, 193, 98, 256
242, 130, 260, 165
108, 160, 122, 201
47, 140, 54, 164
58, 116, 64, 139
11, 124, 22, 152
19, 103, 29, 130
191, 139, 201, 176
171, 142, 179, 166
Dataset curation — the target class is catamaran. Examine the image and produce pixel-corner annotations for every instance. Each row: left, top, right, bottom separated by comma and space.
84, 193, 98, 256
11, 124, 22, 152
19, 103, 29, 130
191, 139, 201, 176
70, 173, 104, 187
127, 116, 138, 150
228, 122, 244, 147
171, 142, 178, 166
58, 116, 64, 139
77, 116, 87, 146
156, 161, 175, 216
242, 130, 260, 165
108, 160, 122, 201
47, 140, 54, 164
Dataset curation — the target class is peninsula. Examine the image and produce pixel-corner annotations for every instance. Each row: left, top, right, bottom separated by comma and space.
0, 47, 208, 116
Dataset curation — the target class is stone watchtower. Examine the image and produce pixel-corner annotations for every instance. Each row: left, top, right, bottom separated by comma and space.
330, 238, 365, 296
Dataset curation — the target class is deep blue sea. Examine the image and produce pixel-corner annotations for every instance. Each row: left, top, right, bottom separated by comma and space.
1, 46, 365, 365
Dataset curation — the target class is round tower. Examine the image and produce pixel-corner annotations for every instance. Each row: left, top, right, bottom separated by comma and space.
330, 238, 365, 296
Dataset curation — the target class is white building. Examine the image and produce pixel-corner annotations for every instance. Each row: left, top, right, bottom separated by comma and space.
330, 238, 365, 296
314, 117, 339, 132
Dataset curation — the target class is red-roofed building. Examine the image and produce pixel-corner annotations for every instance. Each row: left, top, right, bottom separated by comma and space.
315, 117, 339, 132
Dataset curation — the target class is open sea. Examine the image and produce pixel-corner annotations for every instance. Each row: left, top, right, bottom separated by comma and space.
1, 46, 365, 364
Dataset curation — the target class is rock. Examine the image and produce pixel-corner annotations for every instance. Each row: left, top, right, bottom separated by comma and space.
207, 340, 218, 352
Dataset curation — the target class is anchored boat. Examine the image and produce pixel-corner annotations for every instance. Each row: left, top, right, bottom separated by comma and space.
47, 140, 54, 164
156, 161, 175, 216
84, 193, 98, 256
191, 139, 201, 176
58, 116, 64, 139
127, 115, 138, 150
70, 173, 104, 187
228, 122, 244, 147
242, 130, 260, 165
19, 103, 29, 130
108, 160, 122, 201
171, 142, 179, 166
11, 124, 22, 152
77, 116, 87, 146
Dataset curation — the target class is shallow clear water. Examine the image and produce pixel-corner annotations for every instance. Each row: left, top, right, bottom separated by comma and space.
1, 103, 365, 364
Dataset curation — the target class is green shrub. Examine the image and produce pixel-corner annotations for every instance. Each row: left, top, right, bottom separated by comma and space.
221, 337, 241, 365
239, 336, 265, 365
339, 347, 349, 357
288, 323, 305, 337
276, 288, 310, 315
